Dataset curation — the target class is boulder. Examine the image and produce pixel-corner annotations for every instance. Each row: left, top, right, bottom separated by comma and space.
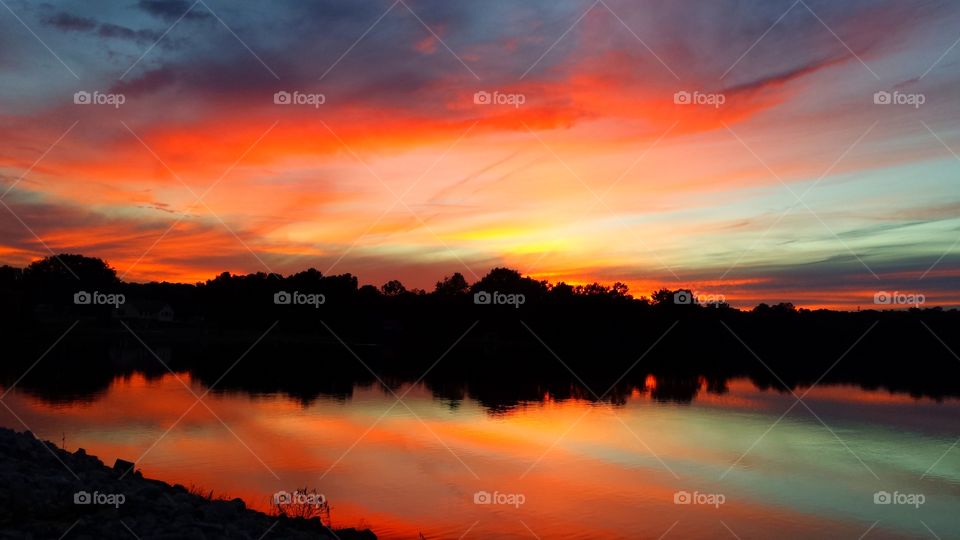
112, 458, 136, 475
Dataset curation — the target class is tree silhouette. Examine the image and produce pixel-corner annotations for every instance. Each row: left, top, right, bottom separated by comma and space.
471, 267, 548, 301
434, 272, 469, 296
0, 265, 22, 285
1, 253, 959, 405
24, 254, 118, 286
381, 280, 407, 296
611, 282, 630, 298
651, 288, 674, 305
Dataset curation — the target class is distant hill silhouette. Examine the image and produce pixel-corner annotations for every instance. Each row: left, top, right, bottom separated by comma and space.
1, 254, 959, 407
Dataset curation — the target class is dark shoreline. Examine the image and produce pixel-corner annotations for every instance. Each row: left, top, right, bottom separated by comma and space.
0, 428, 376, 539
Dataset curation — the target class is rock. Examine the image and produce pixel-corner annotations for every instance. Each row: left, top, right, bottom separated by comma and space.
339, 528, 379, 540
200, 499, 242, 521
112, 458, 136, 475
194, 521, 225, 532
0, 429, 377, 539
14, 436, 32, 451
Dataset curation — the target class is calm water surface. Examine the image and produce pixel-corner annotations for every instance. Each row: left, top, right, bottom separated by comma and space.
2, 374, 958, 539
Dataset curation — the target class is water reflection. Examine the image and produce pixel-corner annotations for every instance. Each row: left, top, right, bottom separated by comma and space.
1, 372, 958, 539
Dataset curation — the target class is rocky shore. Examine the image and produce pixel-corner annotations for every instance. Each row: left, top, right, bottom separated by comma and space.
0, 428, 376, 539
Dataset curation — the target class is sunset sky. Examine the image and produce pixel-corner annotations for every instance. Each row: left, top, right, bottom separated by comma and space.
1, 0, 959, 307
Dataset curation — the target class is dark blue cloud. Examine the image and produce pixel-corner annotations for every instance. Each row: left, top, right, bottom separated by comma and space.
138, 0, 212, 21
42, 12, 97, 32
97, 23, 161, 43
39, 10, 162, 44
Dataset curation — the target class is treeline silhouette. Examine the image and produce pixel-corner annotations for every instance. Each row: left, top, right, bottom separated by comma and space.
2, 254, 959, 408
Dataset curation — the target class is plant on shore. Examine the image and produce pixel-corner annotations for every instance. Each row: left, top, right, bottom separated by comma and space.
271, 487, 331, 524
188, 484, 227, 501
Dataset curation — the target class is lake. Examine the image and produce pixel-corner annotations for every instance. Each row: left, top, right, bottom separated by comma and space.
1, 373, 957, 539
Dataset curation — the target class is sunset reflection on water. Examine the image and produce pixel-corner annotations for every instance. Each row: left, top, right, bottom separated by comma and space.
1, 373, 958, 539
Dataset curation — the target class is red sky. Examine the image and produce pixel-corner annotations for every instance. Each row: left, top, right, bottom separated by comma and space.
2, 0, 960, 308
